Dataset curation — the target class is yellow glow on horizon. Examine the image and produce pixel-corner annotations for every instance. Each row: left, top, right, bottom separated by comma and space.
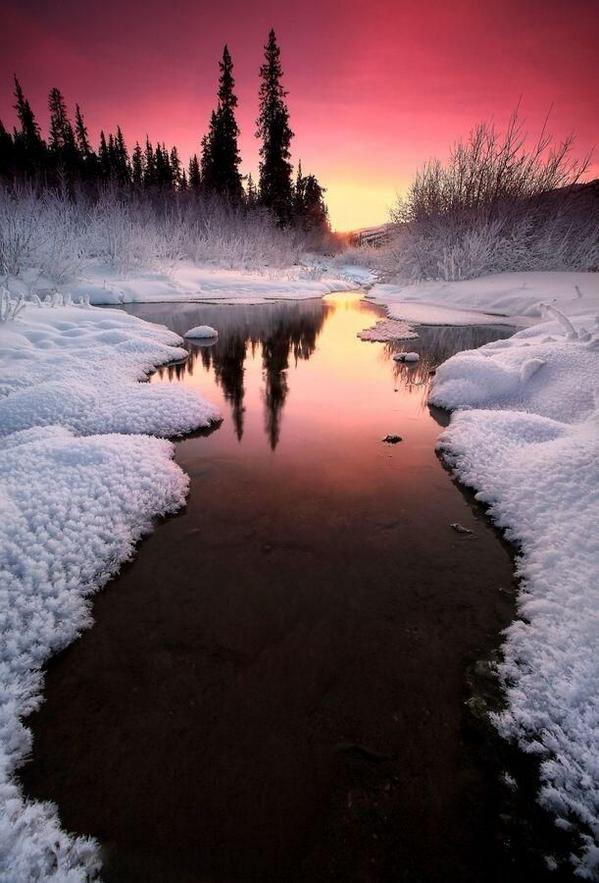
325, 178, 406, 232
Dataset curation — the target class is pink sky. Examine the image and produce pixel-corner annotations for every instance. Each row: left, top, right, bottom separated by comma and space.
1, 0, 597, 229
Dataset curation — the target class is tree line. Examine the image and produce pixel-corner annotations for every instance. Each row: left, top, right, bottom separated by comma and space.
0, 30, 328, 232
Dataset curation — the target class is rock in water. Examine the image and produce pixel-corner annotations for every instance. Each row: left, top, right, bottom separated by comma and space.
393, 351, 420, 362
450, 522, 474, 535
184, 325, 218, 339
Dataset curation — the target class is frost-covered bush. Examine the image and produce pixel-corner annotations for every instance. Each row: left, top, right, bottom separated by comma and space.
0, 186, 39, 277
0, 183, 322, 283
374, 114, 599, 282
0, 289, 26, 322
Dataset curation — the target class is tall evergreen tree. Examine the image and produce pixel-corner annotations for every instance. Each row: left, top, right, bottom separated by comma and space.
114, 126, 131, 183
170, 146, 182, 187
13, 76, 45, 176
48, 87, 79, 182
188, 153, 201, 191
74, 104, 91, 157
143, 137, 156, 187
99, 130, 111, 177
73, 103, 100, 182
256, 30, 294, 223
48, 88, 76, 153
154, 142, 169, 186
293, 160, 305, 215
131, 142, 143, 187
246, 172, 258, 207
300, 173, 329, 231
201, 46, 243, 200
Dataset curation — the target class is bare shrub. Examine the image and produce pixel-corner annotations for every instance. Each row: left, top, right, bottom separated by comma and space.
383, 112, 598, 281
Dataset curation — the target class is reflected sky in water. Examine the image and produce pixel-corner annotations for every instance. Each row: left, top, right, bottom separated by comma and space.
120, 293, 513, 454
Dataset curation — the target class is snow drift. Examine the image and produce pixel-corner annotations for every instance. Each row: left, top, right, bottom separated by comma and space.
424, 279, 599, 877
0, 303, 220, 880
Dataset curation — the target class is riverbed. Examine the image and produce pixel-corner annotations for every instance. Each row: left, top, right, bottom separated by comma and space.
18, 293, 548, 882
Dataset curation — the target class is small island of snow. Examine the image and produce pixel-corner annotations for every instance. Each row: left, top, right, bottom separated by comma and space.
184, 325, 219, 339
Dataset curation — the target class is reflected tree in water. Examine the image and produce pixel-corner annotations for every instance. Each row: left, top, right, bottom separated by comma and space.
142, 300, 326, 448
212, 334, 247, 440
262, 311, 324, 449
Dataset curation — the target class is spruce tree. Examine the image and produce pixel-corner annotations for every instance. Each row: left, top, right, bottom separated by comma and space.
170, 146, 182, 187
246, 172, 258, 208
143, 137, 156, 187
13, 76, 45, 176
74, 104, 91, 157
154, 142, 166, 185
301, 173, 329, 231
256, 30, 294, 224
131, 142, 143, 187
48, 89, 76, 153
99, 131, 111, 177
73, 103, 99, 182
114, 126, 131, 183
188, 154, 201, 191
200, 125, 214, 187
200, 46, 243, 200
293, 160, 305, 216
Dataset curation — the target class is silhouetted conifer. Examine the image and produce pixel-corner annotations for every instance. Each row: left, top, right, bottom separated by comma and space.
13, 76, 45, 176
246, 172, 258, 207
188, 153, 201, 191
99, 131, 111, 177
114, 126, 131, 183
143, 137, 156, 187
293, 161, 328, 231
74, 104, 91, 157
170, 146, 182, 187
131, 142, 143, 187
201, 46, 242, 200
256, 30, 294, 223
300, 173, 329, 230
48, 88, 76, 154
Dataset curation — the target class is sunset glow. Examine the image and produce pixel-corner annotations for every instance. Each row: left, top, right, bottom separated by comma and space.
1, 0, 598, 229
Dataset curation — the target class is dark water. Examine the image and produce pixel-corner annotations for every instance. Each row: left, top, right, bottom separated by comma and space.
19, 294, 551, 882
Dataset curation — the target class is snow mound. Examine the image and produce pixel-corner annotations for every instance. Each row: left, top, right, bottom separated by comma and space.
357, 318, 417, 342
368, 271, 599, 326
431, 304, 599, 877
0, 304, 220, 437
184, 324, 218, 339
0, 304, 220, 879
0, 426, 190, 880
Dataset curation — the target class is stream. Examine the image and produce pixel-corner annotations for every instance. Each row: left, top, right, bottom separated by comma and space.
19, 293, 553, 882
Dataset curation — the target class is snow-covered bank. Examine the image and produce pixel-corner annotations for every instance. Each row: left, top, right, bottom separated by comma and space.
6, 262, 360, 307
368, 271, 599, 328
412, 271, 599, 877
0, 304, 220, 880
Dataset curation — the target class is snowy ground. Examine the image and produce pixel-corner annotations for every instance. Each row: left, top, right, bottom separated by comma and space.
0, 303, 220, 880
7, 261, 363, 307
367, 270, 599, 327
382, 270, 599, 878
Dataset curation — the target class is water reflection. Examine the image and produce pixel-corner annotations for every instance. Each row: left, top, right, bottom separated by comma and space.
385, 324, 514, 402
118, 297, 513, 449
